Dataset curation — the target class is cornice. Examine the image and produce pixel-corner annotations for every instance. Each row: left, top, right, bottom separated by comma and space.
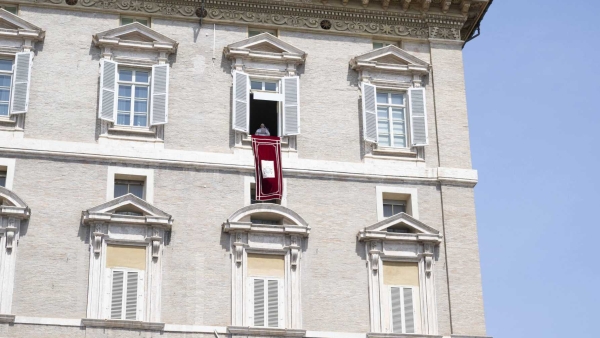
17, 0, 488, 42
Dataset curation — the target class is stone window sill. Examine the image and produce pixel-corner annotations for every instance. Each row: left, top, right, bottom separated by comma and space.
372, 145, 417, 157
227, 326, 306, 337
108, 125, 157, 136
81, 318, 165, 331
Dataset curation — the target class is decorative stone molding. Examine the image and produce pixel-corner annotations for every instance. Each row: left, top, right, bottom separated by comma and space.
358, 212, 441, 335
20, 0, 489, 42
82, 194, 173, 323
223, 204, 310, 329
0, 187, 30, 315
81, 318, 165, 331
350, 44, 430, 84
227, 326, 307, 337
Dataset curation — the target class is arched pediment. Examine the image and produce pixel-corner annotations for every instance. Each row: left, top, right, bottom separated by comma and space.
358, 212, 441, 243
0, 186, 30, 219
224, 33, 307, 64
82, 193, 172, 228
223, 204, 310, 236
92, 22, 178, 53
350, 45, 429, 75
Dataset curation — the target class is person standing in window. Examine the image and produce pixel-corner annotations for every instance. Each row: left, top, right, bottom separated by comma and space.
255, 123, 270, 136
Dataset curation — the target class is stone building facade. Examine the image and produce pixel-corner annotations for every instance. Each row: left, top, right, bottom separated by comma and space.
0, 0, 491, 337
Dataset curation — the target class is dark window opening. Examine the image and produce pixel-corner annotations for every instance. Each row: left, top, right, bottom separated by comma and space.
0, 170, 6, 187
250, 94, 278, 137
114, 179, 144, 199
383, 200, 406, 217
250, 183, 281, 205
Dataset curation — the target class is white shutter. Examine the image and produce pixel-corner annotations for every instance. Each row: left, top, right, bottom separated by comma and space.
253, 278, 265, 327
390, 286, 402, 333
125, 271, 138, 320
136, 272, 145, 321
403, 287, 415, 334
361, 82, 377, 143
110, 270, 124, 319
409, 88, 428, 146
10, 52, 33, 115
150, 64, 169, 125
267, 279, 279, 327
232, 71, 249, 132
282, 76, 300, 136
98, 59, 118, 122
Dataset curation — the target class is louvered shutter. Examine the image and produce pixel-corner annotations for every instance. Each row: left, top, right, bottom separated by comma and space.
253, 278, 265, 327
98, 59, 118, 122
403, 287, 415, 333
125, 271, 138, 320
390, 286, 402, 333
282, 76, 300, 136
232, 71, 249, 132
110, 270, 124, 319
10, 52, 33, 115
267, 280, 279, 327
409, 88, 428, 146
361, 82, 377, 143
150, 64, 169, 125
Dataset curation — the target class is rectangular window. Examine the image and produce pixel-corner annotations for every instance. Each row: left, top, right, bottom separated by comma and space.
376, 92, 407, 148
390, 286, 416, 334
106, 245, 146, 321
250, 79, 280, 137
121, 16, 149, 26
248, 28, 277, 37
0, 5, 18, 15
373, 41, 395, 49
383, 199, 406, 217
114, 179, 144, 199
251, 278, 282, 328
0, 59, 13, 117
0, 170, 6, 187
117, 68, 150, 127
383, 261, 420, 334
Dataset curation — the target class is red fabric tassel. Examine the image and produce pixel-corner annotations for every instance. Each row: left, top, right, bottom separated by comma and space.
252, 135, 283, 201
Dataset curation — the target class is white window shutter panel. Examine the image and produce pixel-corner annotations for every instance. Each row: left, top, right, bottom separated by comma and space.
98, 59, 117, 122
150, 64, 169, 125
125, 271, 139, 320
390, 287, 402, 333
267, 279, 279, 328
361, 82, 378, 143
409, 88, 428, 146
282, 76, 300, 136
10, 52, 33, 115
136, 272, 145, 321
232, 71, 249, 133
110, 270, 124, 319
403, 287, 415, 333
253, 278, 265, 327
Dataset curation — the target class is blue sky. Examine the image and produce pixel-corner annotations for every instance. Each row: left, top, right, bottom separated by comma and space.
464, 1, 599, 337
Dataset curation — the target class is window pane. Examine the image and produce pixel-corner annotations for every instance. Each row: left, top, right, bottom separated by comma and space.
392, 121, 405, 135
248, 30, 261, 37
136, 19, 149, 26
392, 108, 405, 120
264, 82, 277, 91
0, 60, 12, 72
119, 70, 133, 82
383, 204, 393, 217
135, 86, 148, 99
393, 135, 406, 148
376, 92, 388, 104
0, 176, 5, 187
379, 134, 390, 147
377, 107, 388, 119
118, 98, 131, 112
116, 113, 130, 125
0, 75, 11, 87
0, 103, 8, 116
251, 81, 262, 90
118, 85, 131, 97
135, 71, 149, 83
133, 115, 147, 127
134, 100, 147, 113
391, 94, 404, 105
3, 6, 17, 14
121, 18, 134, 25
114, 183, 128, 198
393, 204, 407, 214
373, 42, 384, 49
0, 89, 9, 102
378, 120, 389, 134
129, 184, 144, 199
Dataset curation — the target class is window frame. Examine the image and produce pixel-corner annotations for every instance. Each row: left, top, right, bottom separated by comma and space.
116, 67, 151, 128
0, 58, 13, 117
107, 266, 145, 321
376, 187, 418, 221
372, 40, 397, 50
107, 167, 154, 203
120, 16, 150, 27
114, 179, 145, 199
247, 276, 285, 329
0, 4, 18, 15
248, 76, 283, 137
376, 91, 409, 149
382, 199, 407, 218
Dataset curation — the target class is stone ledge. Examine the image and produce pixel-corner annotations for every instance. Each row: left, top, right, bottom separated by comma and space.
451, 335, 493, 338
227, 326, 306, 337
0, 314, 15, 323
81, 318, 165, 331
367, 333, 442, 338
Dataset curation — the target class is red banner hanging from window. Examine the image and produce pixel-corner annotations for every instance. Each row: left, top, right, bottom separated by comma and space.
252, 135, 283, 201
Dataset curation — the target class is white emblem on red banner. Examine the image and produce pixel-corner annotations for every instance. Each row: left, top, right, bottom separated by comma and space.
261, 160, 275, 178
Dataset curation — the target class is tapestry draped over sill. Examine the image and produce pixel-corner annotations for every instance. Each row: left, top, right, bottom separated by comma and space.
252, 135, 283, 201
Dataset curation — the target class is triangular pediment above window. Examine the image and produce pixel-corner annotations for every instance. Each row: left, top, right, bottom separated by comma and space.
83, 194, 173, 228
0, 8, 44, 41
357, 213, 441, 243
224, 33, 307, 63
350, 45, 429, 75
92, 22, 178, 53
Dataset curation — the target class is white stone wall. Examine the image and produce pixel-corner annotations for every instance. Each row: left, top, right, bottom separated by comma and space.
0, 4, 487, 338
